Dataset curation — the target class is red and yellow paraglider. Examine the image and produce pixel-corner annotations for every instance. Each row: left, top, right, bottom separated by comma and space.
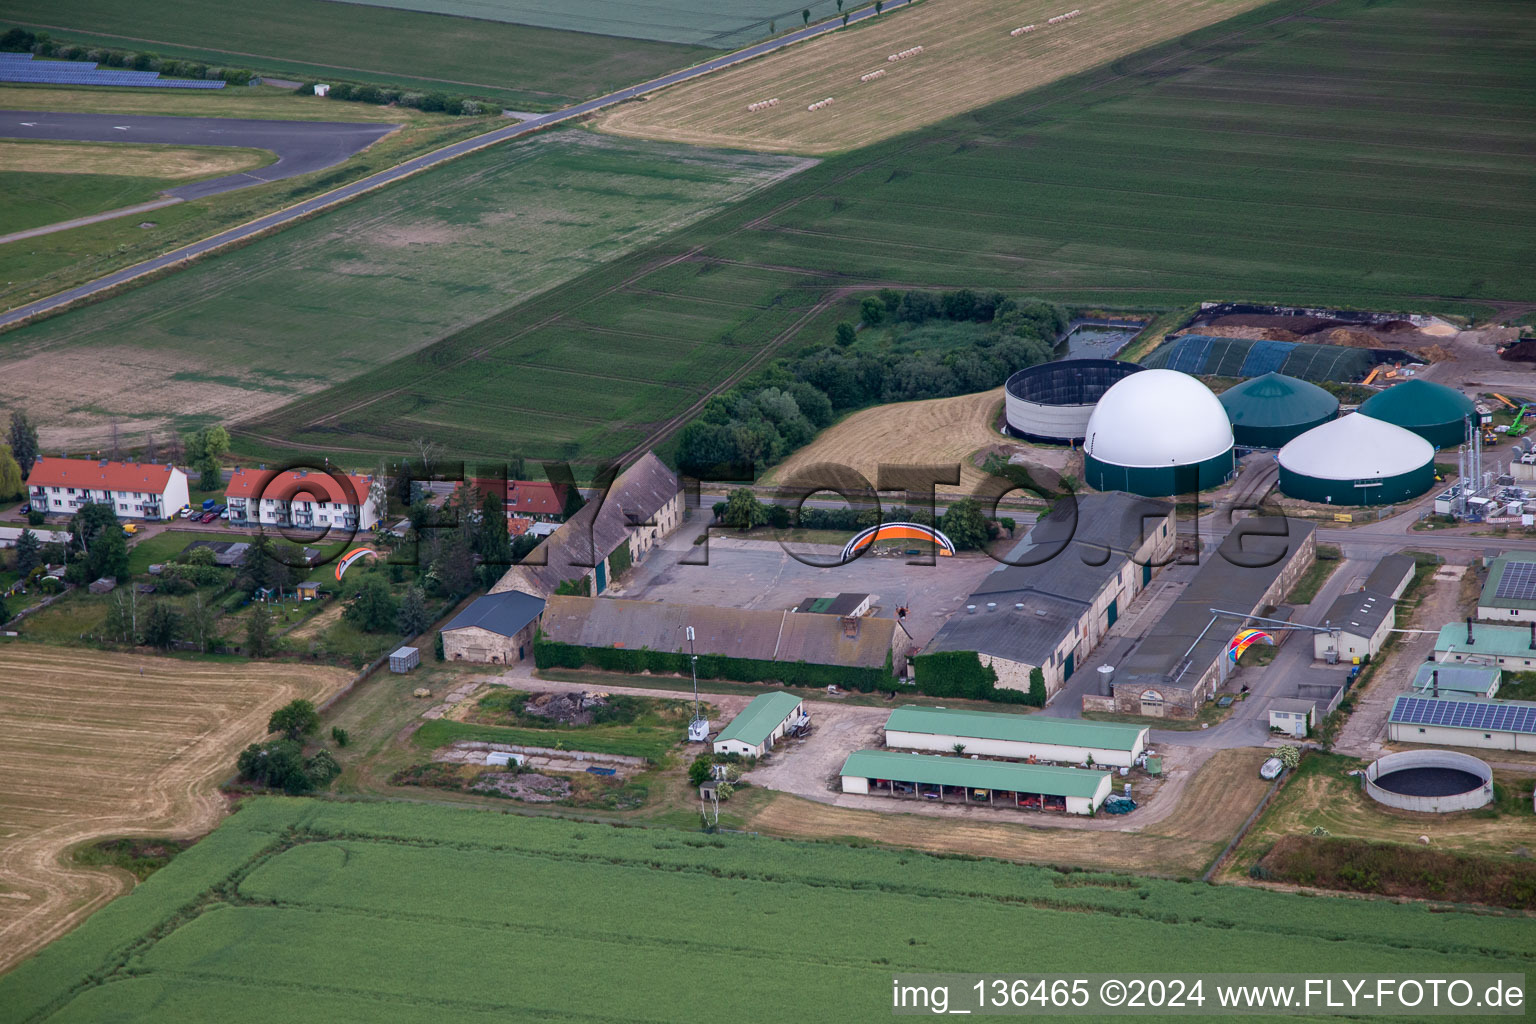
1226, 627, 1275, 664
335, 547, 380, 581
840, 522, 956, 562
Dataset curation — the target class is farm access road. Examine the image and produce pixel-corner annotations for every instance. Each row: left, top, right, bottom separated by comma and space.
0, 1, 899, 330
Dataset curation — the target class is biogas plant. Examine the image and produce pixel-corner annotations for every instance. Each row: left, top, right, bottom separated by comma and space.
1004, 361, 1479, 509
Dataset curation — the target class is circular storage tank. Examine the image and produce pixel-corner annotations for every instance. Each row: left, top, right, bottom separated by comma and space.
1082, 369, 1235, 496
1004, 359, 1144, 443
1358, 379, 1476, 448
1219, 372, 1339, 449
1364, 749, 1492, 813
1277, 414, 1434, 506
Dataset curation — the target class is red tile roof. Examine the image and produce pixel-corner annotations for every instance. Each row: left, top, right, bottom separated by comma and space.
225, 468, 373, 504
473, 478, 568, 517
27, 457, 179, 493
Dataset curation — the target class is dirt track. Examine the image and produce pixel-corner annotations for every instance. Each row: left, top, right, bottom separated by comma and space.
0, 644, 349, 973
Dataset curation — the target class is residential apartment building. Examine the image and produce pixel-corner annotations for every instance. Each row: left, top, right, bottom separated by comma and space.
27, 458, 189, 521
225, 468, 381, 531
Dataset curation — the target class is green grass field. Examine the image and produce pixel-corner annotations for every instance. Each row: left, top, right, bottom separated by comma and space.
5, 0, 711, 107
237, 0, 1536, 468
312, 0, 861, 47
124, 531, 234, 575
1, 798, 1531, 1023
1, 172, 179, 235
0, 129, 811, 450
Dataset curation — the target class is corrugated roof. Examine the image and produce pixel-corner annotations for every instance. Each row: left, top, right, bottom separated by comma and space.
27, 457, 179, 494
225, 467, 374, 504
540, 595, 895, 668
441, 590, 546, 638
715, 692, 804, 747
885, 706, 1146, 752
840, 750, 1110, 798
1435, 622, 1536, 659
1320, 589, 1393, 638
927, 493, 1171, 665
492, 452, 678, 598
1117, 518, 1315, 688
1411, 663, 1500, 694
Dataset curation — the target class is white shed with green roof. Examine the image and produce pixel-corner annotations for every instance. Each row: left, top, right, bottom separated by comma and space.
840, 750, 1112, 814
884, 706, 1148, 767
713, 691, 807, 758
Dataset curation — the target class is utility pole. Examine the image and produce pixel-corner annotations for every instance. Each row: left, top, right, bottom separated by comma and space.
680, 625, 709, 742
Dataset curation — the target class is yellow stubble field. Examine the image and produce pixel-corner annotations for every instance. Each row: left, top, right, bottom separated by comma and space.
598, 0, 1271, 154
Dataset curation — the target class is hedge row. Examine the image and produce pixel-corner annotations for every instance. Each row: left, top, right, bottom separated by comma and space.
2, 29, 255, 84
534, 638, 893, 691
910, 650, 1044, 705
296, 81, 499, 116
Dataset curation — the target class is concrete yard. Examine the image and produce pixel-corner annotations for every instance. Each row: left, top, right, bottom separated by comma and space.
608, 530, 1000, 646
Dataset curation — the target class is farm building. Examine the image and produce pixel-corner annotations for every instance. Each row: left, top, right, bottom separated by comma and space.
26, 457, 189, 521
0, 525, 69, 548
1358, 379, 1476, 448
1268, 697, 1316, 738
1218, 372, 1339, 449
1082, 369, 1234, 496
1102, 518, 1316, 717
1434, 621, 1536, 670
884, 705, 1148, 767
1477, 553, 1536, 623
1412, 663, 1501, 700
440, 590, 546, 664
1141, 334, 1374, 382
225, 468, 381, 531
537, 594, 906, 678
1277, 415, 1435, 506
838, 750, 1113, 815
1314, 589, 1395, 662
1363, 555, 1417, 601
791, 593, 873, 617
923, 493, 1175, 695
712, 691, 807, 758
1387, 695, 1536, 751
491, 452, 682, 598
1003, 358, 1143, 443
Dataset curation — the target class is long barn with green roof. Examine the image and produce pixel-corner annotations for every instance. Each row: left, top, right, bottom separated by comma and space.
839, 750, 1113, 814
884, 706, 1148, 767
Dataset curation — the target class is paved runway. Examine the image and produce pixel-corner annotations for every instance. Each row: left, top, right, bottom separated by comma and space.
0, 111, 398, 200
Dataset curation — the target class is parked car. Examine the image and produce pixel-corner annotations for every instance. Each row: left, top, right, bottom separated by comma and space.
122, 523, 138, 536
220, 509, 230, 519
199, 511, 216, 523
18, 503, 29, 514
1259, 757, 1284, 780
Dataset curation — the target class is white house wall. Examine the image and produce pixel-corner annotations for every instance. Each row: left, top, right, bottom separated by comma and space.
1388, 722, 1535, 752
884, 729, 1145, 768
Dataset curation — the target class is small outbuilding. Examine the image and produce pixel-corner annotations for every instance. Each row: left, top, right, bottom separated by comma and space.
1314, 588, 1395, 662
883, 705, 1147, 767
88, 577, 116, 595
1412, 663, 1500, 700
839, 750, 1112, 815
1435, 621, 1536, 670
1477, 553, 1536, 623
440, 590, 546, 664
1363, 554, 1416, 601
389, 646, 420, 673
712, 691, 807, 758
1268, 697, 1316, 738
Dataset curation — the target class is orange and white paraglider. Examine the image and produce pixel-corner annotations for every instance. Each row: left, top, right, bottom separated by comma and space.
840, 522, 956, 563
335, 547, 379, 581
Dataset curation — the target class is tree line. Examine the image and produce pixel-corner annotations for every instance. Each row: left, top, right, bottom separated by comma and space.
677, 289, 1068, 478
1, 28, 255, 84
294, 80, 500, 116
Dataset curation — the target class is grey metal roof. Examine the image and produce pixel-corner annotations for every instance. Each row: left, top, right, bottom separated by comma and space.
441, 590, 546, 637
1117, 518, 1316, 688
541, 595, 895, 668
1269, 697, 1316, 714
1362, 554, 1415, 598
927, 493, 1171, 665
1320, 589, 1393, 638
492, 452, 679, 597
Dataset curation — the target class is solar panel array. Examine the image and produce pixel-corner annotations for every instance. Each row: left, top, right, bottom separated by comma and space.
1390, 695, 1536, 735
0, 57, 225, 89
1493, 560, 1536, 602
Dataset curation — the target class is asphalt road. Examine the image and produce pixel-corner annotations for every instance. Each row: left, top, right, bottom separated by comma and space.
0, 111, 399, 201
0, 0, 908, 330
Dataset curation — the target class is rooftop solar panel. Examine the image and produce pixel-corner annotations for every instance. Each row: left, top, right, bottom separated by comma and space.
1389, 695, 1536, 734
1494, 560, 1536, 602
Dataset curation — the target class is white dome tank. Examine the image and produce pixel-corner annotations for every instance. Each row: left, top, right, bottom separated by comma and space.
1082, 369, 1234, 496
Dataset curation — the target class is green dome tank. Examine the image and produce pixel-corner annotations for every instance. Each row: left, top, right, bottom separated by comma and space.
1358, 379, 1475, 449
1218, 372, 1339, 448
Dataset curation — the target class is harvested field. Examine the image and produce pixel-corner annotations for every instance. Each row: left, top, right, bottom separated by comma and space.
0, 141, 272, 179
0, 643, 349, 973
599, 0, 1273, 153
744, 746, 1276, 876
765, 387, 1074, 495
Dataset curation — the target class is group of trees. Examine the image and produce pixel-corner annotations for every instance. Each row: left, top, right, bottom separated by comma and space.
294, 80, 497, 116
184, 426, 230, 492
711, 490, 1005, 551
2, 29, 255, 84
677, 290, 1069, 477
235, 700, 341, 794
1, 410, 36, 504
